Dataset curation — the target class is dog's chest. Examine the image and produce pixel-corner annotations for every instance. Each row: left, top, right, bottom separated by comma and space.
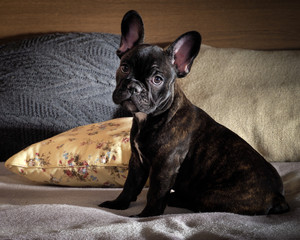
134, 137, 144, 164
133, 113, 148, 164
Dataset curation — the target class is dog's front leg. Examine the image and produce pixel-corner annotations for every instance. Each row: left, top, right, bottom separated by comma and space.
99, 153, 149, 210
134, 160, 179, 217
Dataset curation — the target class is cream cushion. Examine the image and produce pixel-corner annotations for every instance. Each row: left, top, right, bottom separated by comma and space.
179, 45, 300, 162
5, 118, 132, 187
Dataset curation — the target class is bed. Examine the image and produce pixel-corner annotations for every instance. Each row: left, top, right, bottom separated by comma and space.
1, 1, 300, 239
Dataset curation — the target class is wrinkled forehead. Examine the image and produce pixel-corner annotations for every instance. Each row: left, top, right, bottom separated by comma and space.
121, 45, 168, 66
137, 45, 164, 59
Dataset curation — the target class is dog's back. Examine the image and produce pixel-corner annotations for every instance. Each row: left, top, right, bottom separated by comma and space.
169, 86, 289, 215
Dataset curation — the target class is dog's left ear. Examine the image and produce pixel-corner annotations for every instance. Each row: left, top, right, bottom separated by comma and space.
166, 31, 201, 78
117, 10, 144, 58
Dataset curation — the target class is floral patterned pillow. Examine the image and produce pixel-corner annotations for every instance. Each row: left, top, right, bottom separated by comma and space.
5, 118, 133, 187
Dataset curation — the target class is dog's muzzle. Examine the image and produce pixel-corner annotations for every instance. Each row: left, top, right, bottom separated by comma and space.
127, 81, 142, 94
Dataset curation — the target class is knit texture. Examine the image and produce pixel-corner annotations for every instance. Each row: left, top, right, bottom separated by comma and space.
0, 33, 129, 162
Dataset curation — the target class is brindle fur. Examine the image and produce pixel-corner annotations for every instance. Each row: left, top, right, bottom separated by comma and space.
99, 10, 289, 217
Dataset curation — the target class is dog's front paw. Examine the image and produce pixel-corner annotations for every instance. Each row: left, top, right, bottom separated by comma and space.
129, 213, 148, 218
99, 200, 130, 210
129, 208, 161, 218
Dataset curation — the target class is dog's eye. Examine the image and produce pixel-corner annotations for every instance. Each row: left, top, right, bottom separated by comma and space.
120, 64, 129, 73
151, 76, 163, 86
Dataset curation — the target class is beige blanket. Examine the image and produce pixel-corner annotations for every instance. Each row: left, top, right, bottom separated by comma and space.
1, 162, 299, 239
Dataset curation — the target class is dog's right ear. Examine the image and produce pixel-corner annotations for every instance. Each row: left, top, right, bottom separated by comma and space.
117, 10, 144, 58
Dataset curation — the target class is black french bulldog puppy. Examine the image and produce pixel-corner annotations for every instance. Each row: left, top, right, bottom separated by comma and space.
99, 10, 289, 217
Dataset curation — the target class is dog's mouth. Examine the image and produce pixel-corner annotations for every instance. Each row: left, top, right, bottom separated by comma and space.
113, 89, 154, 114
121, 99, 139, 112
113, 89, 142, 113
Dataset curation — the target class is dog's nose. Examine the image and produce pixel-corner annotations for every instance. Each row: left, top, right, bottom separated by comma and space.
127, 82, 142, 94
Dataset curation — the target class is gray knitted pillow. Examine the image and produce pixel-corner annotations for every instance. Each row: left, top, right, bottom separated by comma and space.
0, 33, 130, 162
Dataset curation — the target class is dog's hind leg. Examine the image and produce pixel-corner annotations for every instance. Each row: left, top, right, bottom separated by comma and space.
167, 191, 199, 212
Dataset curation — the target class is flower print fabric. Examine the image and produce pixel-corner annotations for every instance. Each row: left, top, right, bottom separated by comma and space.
5, 118, 133, 187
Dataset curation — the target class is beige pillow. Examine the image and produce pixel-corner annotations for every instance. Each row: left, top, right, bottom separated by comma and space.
179, 45, 300, 162
5, 118, 132, 187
